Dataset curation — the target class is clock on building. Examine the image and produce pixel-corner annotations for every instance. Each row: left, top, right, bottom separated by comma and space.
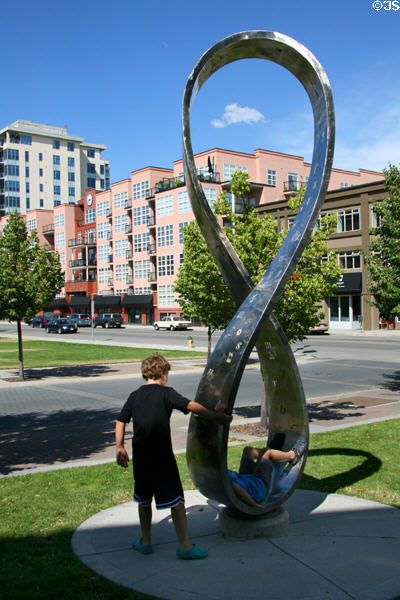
87, 193, 93, 206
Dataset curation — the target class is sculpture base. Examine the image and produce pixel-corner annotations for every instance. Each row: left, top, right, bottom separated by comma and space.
219, 506, 289, 539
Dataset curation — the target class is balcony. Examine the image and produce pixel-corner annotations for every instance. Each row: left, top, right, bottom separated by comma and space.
108, 254, 113, 263
283, 180, 306, 197
198, 171, 220, 184
42, 223, 54, 235
147, 271, 157, 283
124, 250, 133, 259
46, 244, 55, 252
68, 237, 96, 248
69, 258, 97, 268
125, 224, 132, 234
155, 177, 185, 194
147, 244, 156, 255
148, 217, 156, 228
106, 209, 112, 218
66, 275, 97, 283
124, 199, 132, 209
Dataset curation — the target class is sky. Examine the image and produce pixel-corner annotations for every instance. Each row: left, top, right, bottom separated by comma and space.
2, 0, 400, 184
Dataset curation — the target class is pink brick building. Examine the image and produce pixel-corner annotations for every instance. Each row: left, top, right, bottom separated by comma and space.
0, 147, 384, 324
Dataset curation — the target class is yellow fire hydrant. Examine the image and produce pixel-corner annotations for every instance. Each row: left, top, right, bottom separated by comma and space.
187, 336, 193, 348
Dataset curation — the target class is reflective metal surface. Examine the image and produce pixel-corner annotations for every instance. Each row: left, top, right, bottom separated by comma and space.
182, 31, 335, 516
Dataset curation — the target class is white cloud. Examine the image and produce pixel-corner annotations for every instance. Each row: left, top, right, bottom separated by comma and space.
211, 102, 265, 128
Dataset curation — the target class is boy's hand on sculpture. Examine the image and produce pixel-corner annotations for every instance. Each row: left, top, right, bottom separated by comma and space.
214, 411, 233, 426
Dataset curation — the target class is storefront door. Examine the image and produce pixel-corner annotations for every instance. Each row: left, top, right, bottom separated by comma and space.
329, 295, 362, 330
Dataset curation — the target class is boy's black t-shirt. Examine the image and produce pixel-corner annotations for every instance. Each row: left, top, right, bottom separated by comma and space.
117, 384, 190, 454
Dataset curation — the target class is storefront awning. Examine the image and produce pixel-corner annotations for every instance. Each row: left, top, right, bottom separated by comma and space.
121, 294, 153, 307
48, 297, 69, 308
336, 273, 362, 293
69, 296, 91, 307
94, 295, 121, 307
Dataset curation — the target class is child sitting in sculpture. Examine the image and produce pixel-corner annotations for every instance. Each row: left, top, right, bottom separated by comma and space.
228, 438, 305, 508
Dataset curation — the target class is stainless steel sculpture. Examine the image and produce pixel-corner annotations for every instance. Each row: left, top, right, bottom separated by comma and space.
182, 31, 335, 517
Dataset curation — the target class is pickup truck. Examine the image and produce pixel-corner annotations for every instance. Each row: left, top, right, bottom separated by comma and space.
153, 316, 191, 330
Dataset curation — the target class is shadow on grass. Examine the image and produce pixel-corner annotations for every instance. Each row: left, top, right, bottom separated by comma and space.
300, 447, 382, 494
0, 408, 127, 475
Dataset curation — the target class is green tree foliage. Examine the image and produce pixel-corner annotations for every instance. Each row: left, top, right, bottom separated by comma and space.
174, 170, 341, 347
364, 164, 400, 320
0, 213, 64, 379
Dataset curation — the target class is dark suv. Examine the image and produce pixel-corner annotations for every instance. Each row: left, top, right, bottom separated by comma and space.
93, 313, 123, 328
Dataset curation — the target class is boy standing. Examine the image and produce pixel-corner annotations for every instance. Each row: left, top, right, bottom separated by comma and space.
115, 352, 232, 560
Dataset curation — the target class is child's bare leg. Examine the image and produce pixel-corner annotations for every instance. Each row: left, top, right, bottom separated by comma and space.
171, 503, 192, 550
138, 505, 152, 545
261, 448, 295, 462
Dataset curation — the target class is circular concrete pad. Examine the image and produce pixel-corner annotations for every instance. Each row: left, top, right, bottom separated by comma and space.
72, 489, 400, 600
219, 506, 289, 538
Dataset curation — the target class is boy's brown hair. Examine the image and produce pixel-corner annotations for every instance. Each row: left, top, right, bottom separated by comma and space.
141, 352, 171, 381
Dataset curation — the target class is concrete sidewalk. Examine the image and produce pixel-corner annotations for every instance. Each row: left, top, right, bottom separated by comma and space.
72, 489, 400, 600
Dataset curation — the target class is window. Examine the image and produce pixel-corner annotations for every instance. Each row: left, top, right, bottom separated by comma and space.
338, 251, 361, 269
267, 169, 277, 186
287, 172, 299, 191
157, 224, 173, 247
87, 163, 96, 174
158, 285, 175, 306
134, 232, 150, 252
179, 253, 184, 266
97, 244, 111, 262
113, 191, 128, 209
20, 135, 32, 145
134, 286, 152, 295
97, 221, 111, 240
87, 149, 95, 158
68, 187, 75, 198
87, 177, 96, 188
25, 151, 29, 162
68, 142, 74, 151
114, 214, 128, 234
39, 168, 43, 177
57, 252, 65, 267
68, 172, 75, 182
99, 267, 111, 283
53, 170, 61, 180
25, 166, 29, 178
53, 140, 60, 149
203, 187, 216, 209
26, 198, 30, 209
54, 214, 64, 228
340, 182, 350, 188
39, 153, 43, 161
156, 194, 173, 218
371, 207, 381, 228
132, 180, 150, 200
40, 183, 44, 192
68, 157, 75, 167
158, 254, 174, 276
134, 260, 151, 279
26, 219, 36, 232
133, 205, 149, 226
40, 199, 44, 208
85, 208, 96, 224
223, 164, 247, 180
337, 208, 360, 232
100, 165, 105, 175
53, 185, 61, 195
115, 238, 129, 258
179, 222, 189, 244
85, 228, 96, 243
5, 181, 20, 192
97, 200, 110, 217
6, 148, 19, 160
5, 164, 19, 176
26, 182, 30, 193
53, 155, 60, 165
55, 232, 65, 247
115, 263, 130, 282
178, 190, 190, 213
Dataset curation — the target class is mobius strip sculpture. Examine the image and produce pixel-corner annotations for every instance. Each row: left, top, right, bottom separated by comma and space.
182, 31, 335, 516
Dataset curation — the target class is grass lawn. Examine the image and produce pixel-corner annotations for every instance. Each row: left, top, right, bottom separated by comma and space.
0, 338, 206, 369
1, 419, 399, 599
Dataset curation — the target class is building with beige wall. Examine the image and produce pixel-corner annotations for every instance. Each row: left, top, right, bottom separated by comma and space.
0, 120, 110, 216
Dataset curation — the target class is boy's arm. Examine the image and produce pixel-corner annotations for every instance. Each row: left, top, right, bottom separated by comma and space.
232, 482, 264, 508
115, 420, 129, 467
186, 400, 232, 426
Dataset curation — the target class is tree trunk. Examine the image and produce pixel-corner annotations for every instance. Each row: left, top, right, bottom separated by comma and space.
17, 320, 24, 381
208, 326, 212, 359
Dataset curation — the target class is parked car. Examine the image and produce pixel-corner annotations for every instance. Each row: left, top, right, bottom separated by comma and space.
46, 318, 78, 334
31, 316, 52, 328
309, 321, 329, 334
69, 313, 92, 327
153, 316, 192, 331
93, 313, 123, 328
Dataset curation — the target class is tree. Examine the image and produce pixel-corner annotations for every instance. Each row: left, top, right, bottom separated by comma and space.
0, 213, 64, 380
364, 164, 400, 322
174, 170, 341, 351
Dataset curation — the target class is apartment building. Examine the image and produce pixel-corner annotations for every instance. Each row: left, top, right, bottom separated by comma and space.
0, 120, 110, 216
257, 180, 387, 331
0, 146, 384, 328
